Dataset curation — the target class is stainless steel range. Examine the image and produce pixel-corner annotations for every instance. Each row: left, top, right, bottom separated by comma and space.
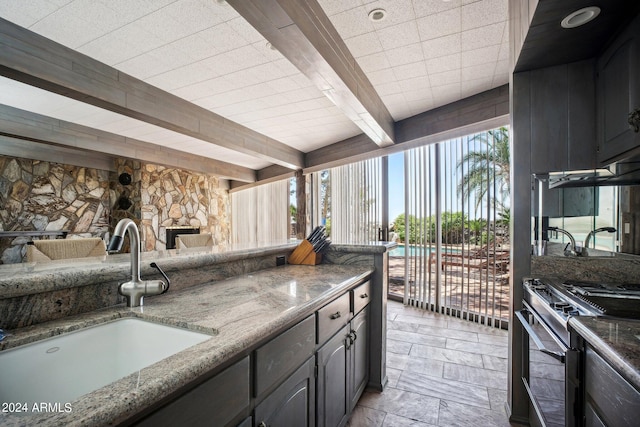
518, 278, 640, 427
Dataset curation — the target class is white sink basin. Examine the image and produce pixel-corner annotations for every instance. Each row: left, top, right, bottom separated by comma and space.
0, 318, 211, 405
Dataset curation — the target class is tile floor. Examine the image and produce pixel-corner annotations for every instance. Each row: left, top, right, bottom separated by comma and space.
347, 300, 520, 427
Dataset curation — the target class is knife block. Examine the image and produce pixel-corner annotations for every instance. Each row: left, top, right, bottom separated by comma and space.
289, 240, 322, 265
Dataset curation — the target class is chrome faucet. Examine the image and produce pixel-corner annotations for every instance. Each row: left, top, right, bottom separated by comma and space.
582, 227, 616, 256
547, 226, 577, 256
108, 218, 168, 307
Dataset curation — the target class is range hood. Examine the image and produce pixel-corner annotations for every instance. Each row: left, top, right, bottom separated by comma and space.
547, 153, 640, 188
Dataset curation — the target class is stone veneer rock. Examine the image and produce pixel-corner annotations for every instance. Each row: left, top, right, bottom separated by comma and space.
112, 159, 229, 251
0, 156, 110, 263
0, 155, 230, 263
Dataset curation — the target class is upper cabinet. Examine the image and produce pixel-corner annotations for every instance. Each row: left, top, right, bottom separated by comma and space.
597, 15, 640, 164
528, 60, 597, 174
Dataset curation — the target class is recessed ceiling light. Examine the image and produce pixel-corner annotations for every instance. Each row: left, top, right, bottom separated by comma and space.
561, 6, 601, 29
368, 8, 387, 22
266, 42, 277, 51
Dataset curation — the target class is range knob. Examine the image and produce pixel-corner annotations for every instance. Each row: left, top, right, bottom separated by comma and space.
553, 302, 570, 310
562, 305, 579, 316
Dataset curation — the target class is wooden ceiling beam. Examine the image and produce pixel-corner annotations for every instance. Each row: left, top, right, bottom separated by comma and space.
228, 0, 395, 147
0, 104, 257, 182
0, 17, 303, 170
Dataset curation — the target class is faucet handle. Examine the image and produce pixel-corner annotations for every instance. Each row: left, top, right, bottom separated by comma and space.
150, 262, 171, 294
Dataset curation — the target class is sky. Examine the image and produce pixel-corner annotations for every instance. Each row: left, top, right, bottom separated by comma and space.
388, 152, 404, 223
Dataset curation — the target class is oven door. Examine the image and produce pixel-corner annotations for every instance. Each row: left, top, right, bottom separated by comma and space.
516, 301, 580, 427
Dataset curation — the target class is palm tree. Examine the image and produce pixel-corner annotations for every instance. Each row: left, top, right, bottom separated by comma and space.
457, 127, 510, 215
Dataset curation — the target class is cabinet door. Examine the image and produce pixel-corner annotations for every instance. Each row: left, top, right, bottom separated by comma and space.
254, 357, 315, 427
349, 307, 369, 411
584, 346, 640, 427
597, 16, 640, 164
135, 356, 250, 427
316, 324, 349, 427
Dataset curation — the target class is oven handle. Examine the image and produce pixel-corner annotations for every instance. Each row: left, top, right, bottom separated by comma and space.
515, 308, 566, 363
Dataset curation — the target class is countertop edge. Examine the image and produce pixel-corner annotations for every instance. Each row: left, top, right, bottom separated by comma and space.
569, 316, 640, 391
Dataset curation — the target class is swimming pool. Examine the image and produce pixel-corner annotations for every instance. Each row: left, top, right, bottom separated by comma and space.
389, 245, 461, 257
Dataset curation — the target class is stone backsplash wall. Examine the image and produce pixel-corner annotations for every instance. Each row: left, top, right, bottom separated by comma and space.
113, 160, 230, 251
0, 156, 110, 263
0, 155, 230, 263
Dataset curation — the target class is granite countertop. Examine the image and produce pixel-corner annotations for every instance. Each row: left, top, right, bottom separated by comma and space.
0, 240, 299, 299
0, 263, 373, 426
569, 316, 640, 390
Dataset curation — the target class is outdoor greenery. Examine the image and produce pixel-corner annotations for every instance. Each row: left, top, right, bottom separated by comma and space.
457, 126, 510, 220
393, 211, 470, 244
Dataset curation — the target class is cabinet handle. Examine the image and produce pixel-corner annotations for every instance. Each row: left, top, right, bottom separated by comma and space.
330, 311, 341, 319
360, 293, 368, 299
351, 330, 357, 342
258, 422, 268, 427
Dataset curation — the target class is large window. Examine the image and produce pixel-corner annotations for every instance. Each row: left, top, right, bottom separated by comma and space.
231, 180, 289, 244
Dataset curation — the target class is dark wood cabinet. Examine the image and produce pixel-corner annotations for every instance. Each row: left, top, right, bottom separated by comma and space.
254, 315, 315, 400
317, 323, 349, 427
348, 307, 369, 412
528, 60, 597, 173
254, 357, 316, 427
596, 15, 640, 164
584, 345, 640, 427
316, 306, 369, 427
134, 356, 251, 427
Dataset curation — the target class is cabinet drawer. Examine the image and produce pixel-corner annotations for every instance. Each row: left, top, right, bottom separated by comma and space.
351, 281, 371, 315
317, 292, 350, 345
255, 315, 315, 399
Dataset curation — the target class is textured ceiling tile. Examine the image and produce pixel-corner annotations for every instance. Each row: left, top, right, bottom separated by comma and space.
197, 23, 253, 57
377, 20, 420, 50
398, 76, 430, 93
357, 51, 392, 73
117, 52, 177, 80
413, 0, 461, 18
134, 10, 196, 44
29, 1, 123, 48
461, 44, 501, 68
498, 42, 509, 61
369, 0, 415, 28
460, 22, 504, 52
430, 70, 461, 87
367, 68, 397, 86
102, 0, 175, 21
375, 80, 404, 96
461, 0, 508, 31
403, 87, 433, 102
317, 0, 358, 16
426, 53, 461, 74
493, 60, 510, 78
344, 32, 384, 57
0, 0, 65, 28
417, 8, 461, 41
393, 61, 428, 81
422, 33, 461, 59
383, 43, 425, 67
162, 0, 228, 32
330, 7, 374, 39
96, 25, 167, 65
461, 62, 496, 81
150, 63, 220, 93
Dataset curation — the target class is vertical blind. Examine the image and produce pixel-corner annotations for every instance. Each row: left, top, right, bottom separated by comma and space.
330, 158, 383, 244
404, 130, 509, 328
231, 180, 289, 244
